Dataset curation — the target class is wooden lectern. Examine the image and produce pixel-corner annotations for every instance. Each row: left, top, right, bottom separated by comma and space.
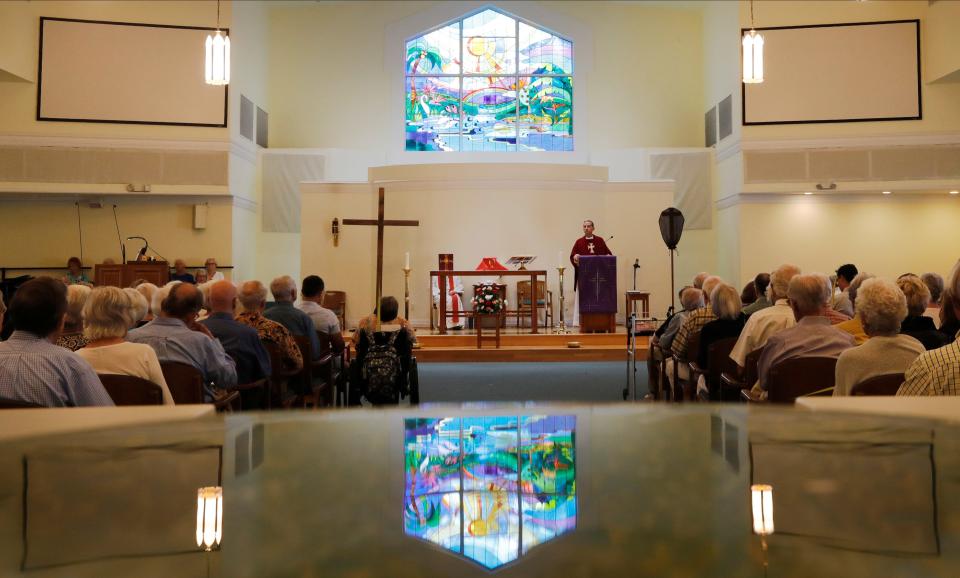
578, 255, 617, 333
95, 262, 169, 288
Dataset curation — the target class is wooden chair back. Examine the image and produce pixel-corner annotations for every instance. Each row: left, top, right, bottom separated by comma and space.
262, 340, 296, 408
321, 291, 347, 330
0, 397, 43, 409
851, 372, 905, 396
517, 281, 548, 304
159, 361, 205, 404
766, 356, 839, 403
670, 331, 700, 401
98, 373, 164, 406
516, 281, 552, 329
742, 346, 765, 389
293, 335, 313, 371
704, 337, 739, 400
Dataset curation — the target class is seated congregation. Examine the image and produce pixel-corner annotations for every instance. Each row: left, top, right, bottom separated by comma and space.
0, 266, 416, 409
649, 260, 960, 402
1, 256, 958, 410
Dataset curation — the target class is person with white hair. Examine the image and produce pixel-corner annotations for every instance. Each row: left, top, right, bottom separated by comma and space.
656, 287, 703, 352
898, 260, 960, 396
835, 273, 877, 345
671, 276, 723, 360
692, 272, 709, 289
128, 282, 237, 390
196, 280, 216, 320
695, 283, 746, 400
133, 281, 159, 324
834, 278, 924, 396
756, 273, 855, 392
898, 275, 950, 350
55, 284, 91, 351
665, 276, 723, 393
76, 286, 174, 404
203, 258, 225, 282
921, 272, 944, 328
123, 287, 149, 328
264, 275, 321, 360
729, 264, 802, 367
236, 280, 303, 373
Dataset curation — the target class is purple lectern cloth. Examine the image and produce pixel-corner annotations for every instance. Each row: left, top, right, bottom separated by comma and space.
578, 256, 617, 314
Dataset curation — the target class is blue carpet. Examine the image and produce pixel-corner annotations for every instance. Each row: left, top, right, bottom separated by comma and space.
418, 362, 649, 403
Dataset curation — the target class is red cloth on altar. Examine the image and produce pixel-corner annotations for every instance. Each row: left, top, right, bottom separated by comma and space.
570, 235, 612, 289
475, 257, 508, 271
437, 254, 461, 325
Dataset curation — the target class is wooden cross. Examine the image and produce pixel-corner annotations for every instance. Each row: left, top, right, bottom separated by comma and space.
342, 187, 419, 313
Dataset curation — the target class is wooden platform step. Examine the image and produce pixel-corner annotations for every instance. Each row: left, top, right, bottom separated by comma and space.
417, 332, 627, 348
414, 335, 649, 363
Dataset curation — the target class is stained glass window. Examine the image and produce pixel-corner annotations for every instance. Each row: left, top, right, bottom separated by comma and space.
403, 415, 577, 569
405, 8, 573, 152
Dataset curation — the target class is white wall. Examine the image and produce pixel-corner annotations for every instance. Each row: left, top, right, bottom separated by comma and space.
0, 198, 234, 272
301, 165, 675, 327
267, 1, 705, 152
737, 195, 960, 283
740, 0, 960, 141
0, 0, 230, 141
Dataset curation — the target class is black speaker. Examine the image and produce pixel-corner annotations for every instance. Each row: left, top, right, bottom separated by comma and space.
658, 208, 685, 250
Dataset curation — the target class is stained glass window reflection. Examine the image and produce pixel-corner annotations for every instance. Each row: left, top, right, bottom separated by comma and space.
403, 415, 577, 569
405, 8, 573, 152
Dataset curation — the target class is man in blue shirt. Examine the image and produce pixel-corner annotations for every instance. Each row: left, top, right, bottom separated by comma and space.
129, 282, 237, 389
170, 259, 196, 284
0, 277, 113, 407
201, 281, 270, 385
264, 276, 321, 360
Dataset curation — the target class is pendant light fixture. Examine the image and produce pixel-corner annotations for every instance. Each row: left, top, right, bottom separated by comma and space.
205, 0, 230, 86
742, 0, 764, 84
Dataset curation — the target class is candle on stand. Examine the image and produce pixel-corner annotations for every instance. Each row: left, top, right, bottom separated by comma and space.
557, 251, 563, 268
404, 252, 410, 269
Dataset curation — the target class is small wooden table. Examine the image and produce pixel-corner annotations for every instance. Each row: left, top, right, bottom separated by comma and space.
475, 313, 503, 349
431, 269, 547, 335
625, 290, 651, 319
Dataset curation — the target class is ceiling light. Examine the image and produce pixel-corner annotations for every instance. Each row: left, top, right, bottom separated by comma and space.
950, 190, 959, 195
205, 0, 230, 86
803, 192, 813, 195
742, 1, 764, 84
882, 191, 892, 195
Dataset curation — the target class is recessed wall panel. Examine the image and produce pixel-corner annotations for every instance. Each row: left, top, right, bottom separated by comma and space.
38, 18, 227, 127
744, 21, 920, 125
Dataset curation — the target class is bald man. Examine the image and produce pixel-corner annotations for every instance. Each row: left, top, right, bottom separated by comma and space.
128, 282, 237, 389
201, 281, 270, 387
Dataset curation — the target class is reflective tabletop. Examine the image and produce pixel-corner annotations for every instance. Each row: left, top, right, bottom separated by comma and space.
1, 404, 956, 577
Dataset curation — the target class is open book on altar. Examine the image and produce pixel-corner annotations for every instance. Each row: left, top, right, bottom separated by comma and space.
506, 256, 536, 270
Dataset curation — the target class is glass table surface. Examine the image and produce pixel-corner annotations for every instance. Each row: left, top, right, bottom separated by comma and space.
0, 404, 956, 577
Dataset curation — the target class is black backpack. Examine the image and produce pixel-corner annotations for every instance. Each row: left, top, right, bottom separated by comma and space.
361, 329, 401, 403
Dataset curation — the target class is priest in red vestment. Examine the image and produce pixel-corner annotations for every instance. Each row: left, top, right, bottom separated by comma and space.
570, 220, 612, 326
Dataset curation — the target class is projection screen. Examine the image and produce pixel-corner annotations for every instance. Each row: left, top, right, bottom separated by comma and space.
38, 17, 228, 127
743, 20, 921, 125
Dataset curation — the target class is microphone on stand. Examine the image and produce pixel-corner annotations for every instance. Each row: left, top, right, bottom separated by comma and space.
126, 236, 148, 261
113, 205, 125, 263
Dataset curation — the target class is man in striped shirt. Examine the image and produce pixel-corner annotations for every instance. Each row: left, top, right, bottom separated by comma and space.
0, 277, 112, 407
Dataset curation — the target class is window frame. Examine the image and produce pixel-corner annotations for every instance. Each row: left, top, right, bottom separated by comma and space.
404, 6, 574, 153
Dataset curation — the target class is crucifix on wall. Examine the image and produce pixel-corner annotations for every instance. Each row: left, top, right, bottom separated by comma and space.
342, 187, 420, 319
